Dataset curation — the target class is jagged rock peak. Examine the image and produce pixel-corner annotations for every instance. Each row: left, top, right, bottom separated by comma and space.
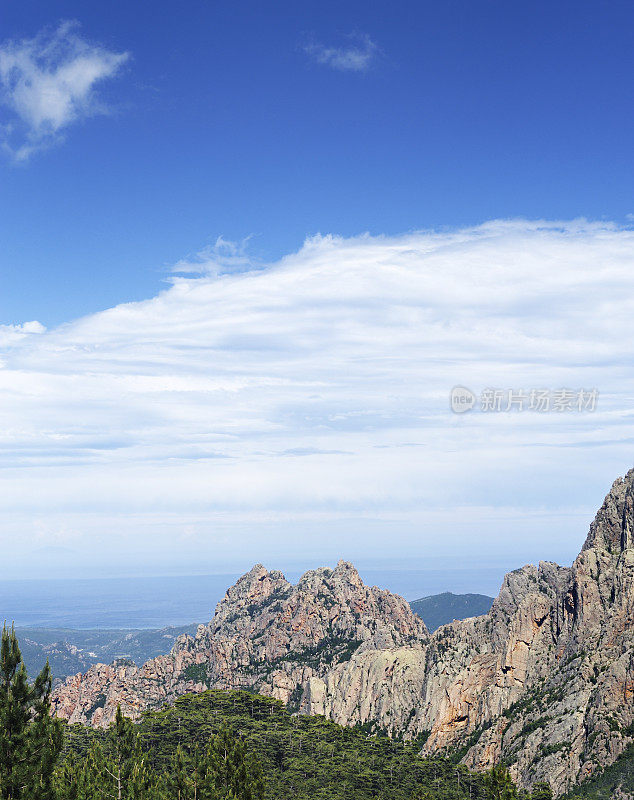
334, 559, 362, 581
219, 564, 289, 605
296, 559, 363, 590
333, 559, 365, 588
221, 561, 365, 607
52, 557, 427, 732
582, 467, 634, 554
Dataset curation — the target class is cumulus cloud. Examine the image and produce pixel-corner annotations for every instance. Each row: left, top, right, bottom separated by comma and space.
304, 33, 378, 72
0, 21, 128, 160
2, 220, 634, 576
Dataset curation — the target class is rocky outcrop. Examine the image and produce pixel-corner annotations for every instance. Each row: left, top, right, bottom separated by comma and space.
53, 469, 634, 797
304, 470, 634, 796
53, 560, 426, 726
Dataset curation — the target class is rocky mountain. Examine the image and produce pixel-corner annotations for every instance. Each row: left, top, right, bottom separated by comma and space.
52, 468, 634, 798
409, 591, 494, 632
561, 741, 634, 799
303, 469, 634, 797
53, 560, 426, 726
13, 593, 484, 687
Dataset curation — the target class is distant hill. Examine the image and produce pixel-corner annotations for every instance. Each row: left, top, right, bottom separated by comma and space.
409, 591, 494, 631
15, 625, 196, 685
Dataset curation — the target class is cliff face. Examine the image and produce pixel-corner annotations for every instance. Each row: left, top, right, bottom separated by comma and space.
53, 469, 634, 797
304, 470, 634, 796
52, 560, 426, 726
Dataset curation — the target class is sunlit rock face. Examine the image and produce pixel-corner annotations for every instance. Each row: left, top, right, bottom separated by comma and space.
52, 559, 427, 725
53, 469, 634, 797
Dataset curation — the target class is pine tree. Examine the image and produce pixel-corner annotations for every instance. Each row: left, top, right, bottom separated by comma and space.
85, 705, 156, 800
53, 752, 82, 800
198, 724, 264, 800
0, 624, 63, 800
530, 782, 553, 800
167, 745, 194, 800
82, 742, 109, 800
484, 764, 519, 800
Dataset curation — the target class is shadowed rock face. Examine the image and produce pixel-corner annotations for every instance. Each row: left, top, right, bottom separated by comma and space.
53, 469, 634, 797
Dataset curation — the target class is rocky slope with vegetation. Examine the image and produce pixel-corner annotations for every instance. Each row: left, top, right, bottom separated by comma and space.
1, 621, 540, 800
15, 625, 196, 686
53, 560, 426, 726
52, 469, 634, 798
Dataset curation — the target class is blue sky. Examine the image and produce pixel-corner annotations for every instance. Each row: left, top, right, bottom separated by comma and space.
1, 2, 634, 583
2, 0, 634, 325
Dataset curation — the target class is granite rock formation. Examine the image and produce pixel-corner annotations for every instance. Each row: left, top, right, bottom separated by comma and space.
53, 560, 426, 726
53, 469, 634, 797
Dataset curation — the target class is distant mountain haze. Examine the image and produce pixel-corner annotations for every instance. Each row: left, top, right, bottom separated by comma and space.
15, 625, 196, 686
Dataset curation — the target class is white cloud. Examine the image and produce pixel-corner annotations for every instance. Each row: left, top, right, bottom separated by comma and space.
304, 34, 378, 72
172, 236, 260, 277
0, 21, 128, 160
1, 220, 634, 576
0, 321, 46, 355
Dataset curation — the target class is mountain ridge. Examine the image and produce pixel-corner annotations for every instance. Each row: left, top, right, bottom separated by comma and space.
409, 591, 494, 632
52, 468, 634, 798
12, 592, 483, 684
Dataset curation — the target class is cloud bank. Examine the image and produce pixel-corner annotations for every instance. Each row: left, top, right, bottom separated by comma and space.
0, 21, 128, 160
304, 34, 378, 72
2, 220, 634, 576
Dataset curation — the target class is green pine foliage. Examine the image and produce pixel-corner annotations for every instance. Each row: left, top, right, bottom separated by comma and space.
0, 627, 561, 800
66, 705, 159, 799
165, 745, 194, 800
530, 782, 553, 799
483, 765, 519, 799
159, 725, 263, 800
61, 689, 493, 799
201, 722, 264, 800
0, 624, 63, 800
